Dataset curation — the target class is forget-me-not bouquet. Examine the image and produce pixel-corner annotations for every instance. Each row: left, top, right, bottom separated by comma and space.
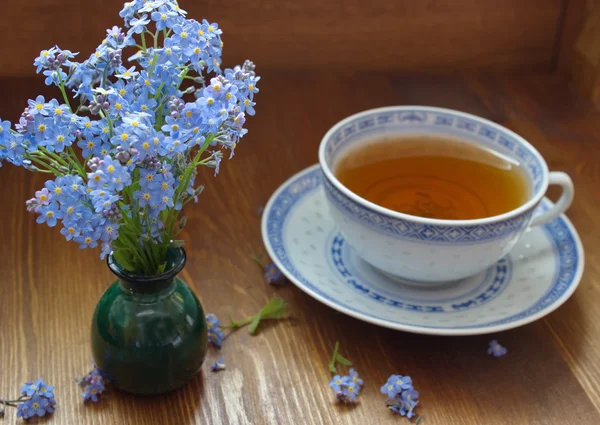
0, 0, 259, 275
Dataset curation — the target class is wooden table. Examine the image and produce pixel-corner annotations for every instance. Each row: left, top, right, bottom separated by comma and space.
1, 72, 599, 425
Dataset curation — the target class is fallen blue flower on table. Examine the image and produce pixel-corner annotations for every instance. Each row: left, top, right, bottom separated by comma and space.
488, 340, 507, 357
206, 313, 225, 348
1, 378, 56, 420
327, 342, 362, 403
381, 374, 421, 420
211, 357, 226, 372
251, 256, 284, 285
77, 365, 107, 403
264, 263, 283, 284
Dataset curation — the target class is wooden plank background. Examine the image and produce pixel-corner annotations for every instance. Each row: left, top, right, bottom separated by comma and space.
0, 0, 564, 76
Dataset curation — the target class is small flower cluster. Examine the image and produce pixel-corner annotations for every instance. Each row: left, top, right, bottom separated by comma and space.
206, 313, 225, 347
76, 366, 107, 403
381, 375, 420, 419
328, 369, 363, 403
0, 0, 260, 275
0, 379, 56, 420
488, 339, 507, 357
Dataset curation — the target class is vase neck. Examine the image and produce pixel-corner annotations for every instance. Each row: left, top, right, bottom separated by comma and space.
118, 276, 176, 294
107, 247, 187, 295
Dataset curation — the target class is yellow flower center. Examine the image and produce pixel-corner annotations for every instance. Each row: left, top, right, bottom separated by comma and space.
213, 84, 220, 91
131, 121, 139, 127
40, 195, 47, 202
119, 89, 126, 96
143, 142, 150, 149
68, 227, 75, 234
124, 71, 131, 77
143, 193, 151, 200
141, 105, 148, 111
172, 124, 179, 131
38, 124, 47, 132
162, 183, 168, 190
87, 141, 95, 148
194, 47, 201, 54
161, 13, 167, 21
93, 175, 101, 182
85, 122, 92, 128
71, 184, 78, 190
145, 79, 151, 86
107, 165, 115, 173
102, 127, 109, 134
120, 133, 129, 141
153, 137, 160, 145
54, 187, 62, 195
67, 206, 74, 214
208, 26, 214, 32
248, 84, 254, 91
226, 93, 232, 99
165, 48, 172, 55
57, 135, 65, 142
46, 211, 54, 218
55, 108, 63, 115
186, 111, 193, 117
36, 104, 43, 111
43, 51, 50, 57
198, 29, 204, 36
244, 99, 250, 105
207, 98, 214, 105
181, 31, 188, 38
115, 103, 122, 110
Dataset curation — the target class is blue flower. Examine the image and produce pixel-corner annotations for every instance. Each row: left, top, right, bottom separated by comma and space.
206, 313, 225, 348
264, 263, 283, 284
343, 381, 359, 402
28, 95, 49, 116
348, 368, 363, 388
21, 381, 41, 397
402, 388, 419, 404
395, 375, 412, 391
151, 6, 180, 30
16, 401, 32, 419
128, 14, 150, 34
82, 383, 104, 403
157, 38, 182, 64
36, 379, 55, 399
75, 229, 100, 249
488, 340, 507, 357
36, 202, 63, 227
211, 357, 226, 372
27, 394, 49, 417
380, 376, 399, 400
328, 375, 346, 393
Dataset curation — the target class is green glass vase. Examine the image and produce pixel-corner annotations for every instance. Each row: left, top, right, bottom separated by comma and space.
91, 248, 207, 395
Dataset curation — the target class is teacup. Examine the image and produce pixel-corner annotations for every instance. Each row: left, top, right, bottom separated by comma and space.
318, 106, 574, 284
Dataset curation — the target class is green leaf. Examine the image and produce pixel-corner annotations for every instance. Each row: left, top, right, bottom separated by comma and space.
113, 249, 135, 272
328, 341, 340, 374
416, 416, 425, 425
335, 353, 352, 366
171, 240, 185, 248
248, 315, 262, 334
157, 262, 166, 274
258, 298, 287, 319
247, 298, 287, 335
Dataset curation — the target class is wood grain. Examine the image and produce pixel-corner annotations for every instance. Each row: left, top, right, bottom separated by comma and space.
1, 72, 600, 424
0, 0, 564, 76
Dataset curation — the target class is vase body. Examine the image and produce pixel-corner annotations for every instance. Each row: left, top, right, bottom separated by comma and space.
91, 248, 207, 395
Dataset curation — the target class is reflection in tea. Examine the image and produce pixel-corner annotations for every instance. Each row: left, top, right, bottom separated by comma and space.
334, 136, 530, 220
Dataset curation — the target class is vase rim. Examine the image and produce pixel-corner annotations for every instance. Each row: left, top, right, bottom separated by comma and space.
106, 247, 187, 283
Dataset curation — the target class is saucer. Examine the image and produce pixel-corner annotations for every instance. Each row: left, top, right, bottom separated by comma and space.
261, 165, 584, 335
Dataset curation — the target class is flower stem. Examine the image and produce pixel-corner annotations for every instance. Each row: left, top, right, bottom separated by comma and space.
57, 73, 73, 112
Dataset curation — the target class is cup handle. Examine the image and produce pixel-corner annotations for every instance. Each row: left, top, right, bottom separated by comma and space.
529, 171, 574, 227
